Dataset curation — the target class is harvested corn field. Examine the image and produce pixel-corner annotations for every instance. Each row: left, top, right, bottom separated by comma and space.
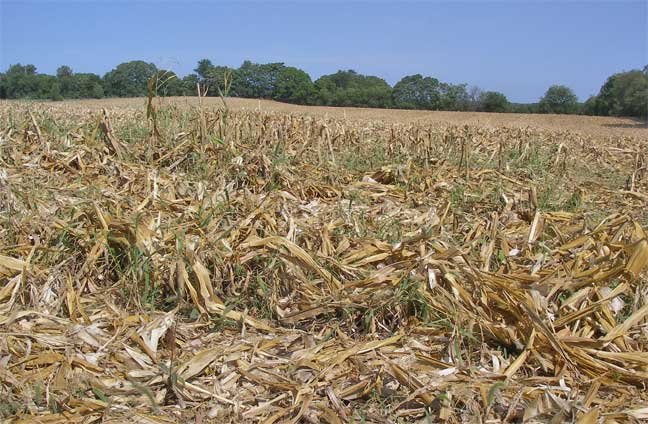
35, 97, 648, 138
0, 98, 647, 423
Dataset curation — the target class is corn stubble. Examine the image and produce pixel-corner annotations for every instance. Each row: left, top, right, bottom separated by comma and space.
0, 97, 647, 423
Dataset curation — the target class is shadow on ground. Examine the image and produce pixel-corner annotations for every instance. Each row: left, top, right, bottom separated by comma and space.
602, 119, 647, 129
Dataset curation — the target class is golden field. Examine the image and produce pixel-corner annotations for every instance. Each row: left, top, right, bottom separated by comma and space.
0, 97, 647, 423
24, 96, 648, 138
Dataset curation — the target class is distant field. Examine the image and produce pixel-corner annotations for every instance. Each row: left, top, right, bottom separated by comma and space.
13, 96, 648, 138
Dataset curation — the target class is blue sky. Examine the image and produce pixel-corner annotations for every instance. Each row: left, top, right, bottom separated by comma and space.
1, 1, 646, 102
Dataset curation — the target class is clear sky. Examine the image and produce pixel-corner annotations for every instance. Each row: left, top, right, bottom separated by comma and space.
1, 0, 646, 103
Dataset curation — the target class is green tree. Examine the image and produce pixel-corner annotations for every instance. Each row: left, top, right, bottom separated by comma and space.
438, 83, 470, 111
194, 59, 233, 96
0, 64, 99, 100
152, 70, 185, 96
392, 74, 441, 109
56, 65, 73, 78
182, 74, 200, 95
467, 86, 483, 111
49, 82, 63, 101
35, 75, 58, 98
232, 61, 285, 98
3, 64, 58, 99
510, 103, 539, 114
195, 59, 214, 80
56, 65, 76, 97
0, 72, 6, 98
2, 64, 41, 98
538, 85, 579, 114
582, 95, 601, 116
596, 70, 647, 117
74, 73, 104, 98
273, 66, 316, 104
480, 91, 510, 112
103, 61, 157, 97
314, 70, 392, 108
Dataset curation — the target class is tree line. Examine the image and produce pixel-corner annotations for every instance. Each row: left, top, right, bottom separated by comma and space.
1, 59, 646, 118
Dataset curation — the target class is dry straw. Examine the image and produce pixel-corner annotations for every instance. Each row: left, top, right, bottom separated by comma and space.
0, 92, 647, 423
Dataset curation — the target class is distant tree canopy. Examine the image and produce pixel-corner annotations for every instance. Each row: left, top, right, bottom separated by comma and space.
54, 66, 104, 99
103, 61, 158, 97
195, 59, 233, 96
273, 66, 316, 104
392, 74, 441, 110
508, 103, 540, 114
538, 85, 579, 114
480, 91, 510, 113
232, 61, 287, 99
0, 64, 56, 99
152, 70, 186, 97
1, 59, 646, 118
585, 69, 648, 118
315, 70, 393, 108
